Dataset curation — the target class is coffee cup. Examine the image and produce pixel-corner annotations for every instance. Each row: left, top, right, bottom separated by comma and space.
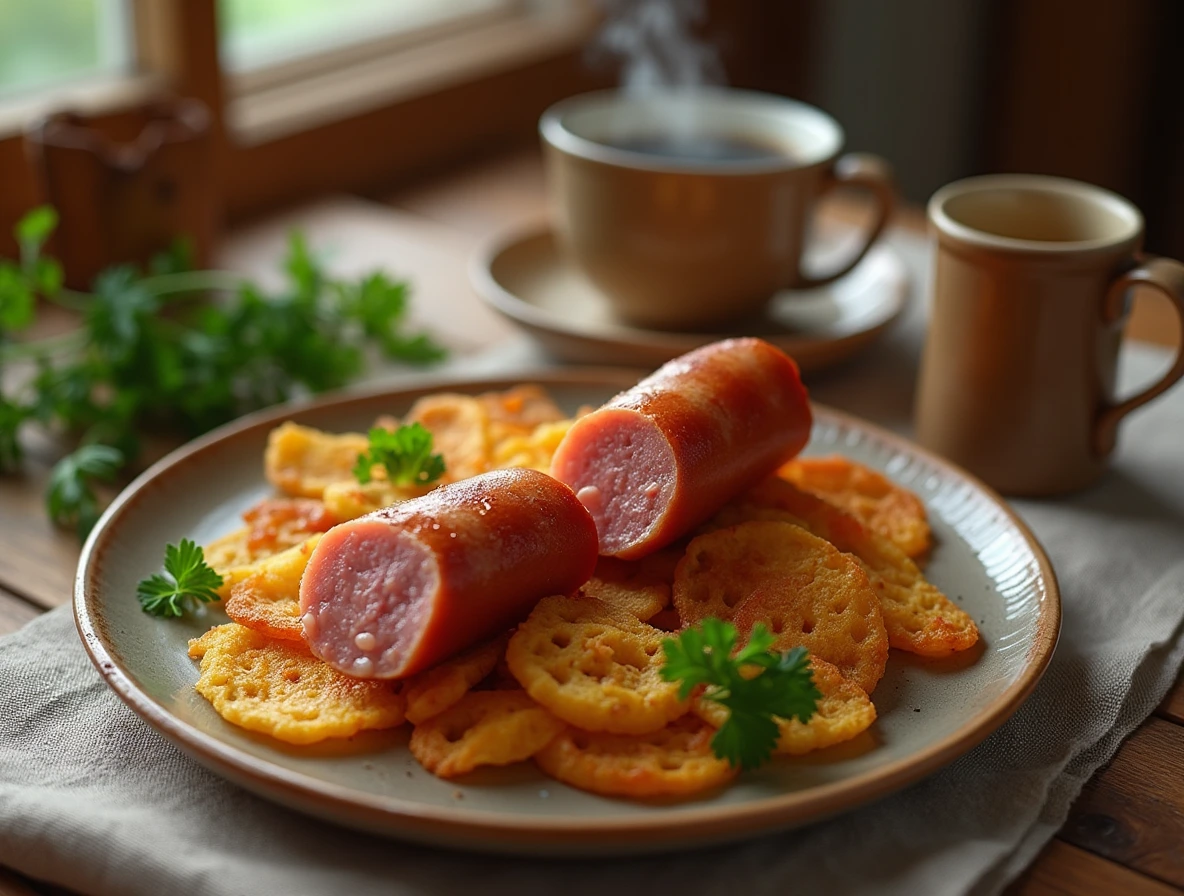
539, 88, 895, 330
915, 174, 1184, 495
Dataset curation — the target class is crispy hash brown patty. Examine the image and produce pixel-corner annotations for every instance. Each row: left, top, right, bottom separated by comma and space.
578, 556, 672, 623
187, 624, 405, 745
778, 456, 932, 558
408, 691, 566, 778
402, 634, 508, 724
223, 535, 322, 640
723, 478, 978, 657
692, 656, 877, 755
506, 595, 688, 735
674, 520, 889, 693
534, 716, 737, 797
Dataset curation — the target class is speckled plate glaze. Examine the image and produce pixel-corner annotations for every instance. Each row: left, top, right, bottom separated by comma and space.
75, 370, 1059, 856
471, 225, 910, 370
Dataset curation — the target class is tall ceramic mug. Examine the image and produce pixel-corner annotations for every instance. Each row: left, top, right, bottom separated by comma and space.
915, 174, 1184, 496
540, 89, 895, 330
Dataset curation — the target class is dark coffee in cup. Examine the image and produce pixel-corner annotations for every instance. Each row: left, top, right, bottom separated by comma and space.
605, 134, 789, 164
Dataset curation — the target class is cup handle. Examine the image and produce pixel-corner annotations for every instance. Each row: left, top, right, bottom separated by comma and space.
796, 153, 896, 288
1094, 256, 1184, 455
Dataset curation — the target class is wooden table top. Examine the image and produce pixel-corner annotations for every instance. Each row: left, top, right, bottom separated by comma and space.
1, 149, 1181, 896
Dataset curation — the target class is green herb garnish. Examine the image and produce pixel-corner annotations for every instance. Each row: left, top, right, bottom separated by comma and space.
353, 422, 445, 486
660, 618, 821, 770
0, 206, 445, 537
46, 443, 124, 538
136, 539, 224, 618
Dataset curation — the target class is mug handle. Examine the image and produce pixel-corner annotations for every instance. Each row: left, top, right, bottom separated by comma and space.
797, 153, 896, 288
1094, 256, 1184, 455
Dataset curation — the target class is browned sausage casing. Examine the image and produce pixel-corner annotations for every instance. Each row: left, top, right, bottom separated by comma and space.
550, 338, 812, 559
299, 467, 598, 679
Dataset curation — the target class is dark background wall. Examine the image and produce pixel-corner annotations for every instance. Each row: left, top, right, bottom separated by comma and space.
697, 0, 1184, 257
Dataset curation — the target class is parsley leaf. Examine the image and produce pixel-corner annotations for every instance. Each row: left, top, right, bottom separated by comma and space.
660, 618, 821, 771
136, 538, 224, 618
46, 444, 124, 538
353, 423, 445, 486
16, 205, 58, 260
0, 263, 34, 332
0, 394, 30, 472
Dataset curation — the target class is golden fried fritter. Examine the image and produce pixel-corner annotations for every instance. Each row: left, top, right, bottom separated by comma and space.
188, 624, 405, 744
409, 691, 565, 778
674, 520, 888, 693
506, 595, 687, 735
779, 455, 932, 558
535, 716, 737, 798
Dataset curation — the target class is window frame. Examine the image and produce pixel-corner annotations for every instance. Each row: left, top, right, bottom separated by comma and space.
0, 0, 603, 253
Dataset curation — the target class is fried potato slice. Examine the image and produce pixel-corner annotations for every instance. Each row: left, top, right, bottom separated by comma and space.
408, 691, 565, 778
480, 385, 566, 434
692, 656, 876, 755
223, 535, 321, 640
734, 478, 978, 657
264, 422, 370, 499
535, 715, 737, 798
490, 418, 577, 474
188, 623, 405, 744
779, 456, 932, 558
204, 527, 257, 578
212, 532, 322, 600
506, 595, 687, 735
404, 393, 490, 482
242, 497, 337, 550
674, 521, 888, 693
578, 557, 671, 622
320, 478, 426, 521
403, 634, 509, 724
205, 497, 334, 587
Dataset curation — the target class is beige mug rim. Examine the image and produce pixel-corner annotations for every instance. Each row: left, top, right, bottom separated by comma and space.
539, 87, 843, 177
928, 174, 1143, 255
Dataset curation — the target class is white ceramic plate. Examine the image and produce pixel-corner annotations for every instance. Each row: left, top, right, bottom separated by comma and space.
471, 226, 911, 370
75, 371, 1059, 856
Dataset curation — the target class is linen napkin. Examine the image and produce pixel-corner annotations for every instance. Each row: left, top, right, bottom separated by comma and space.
2, 231, 1183, 895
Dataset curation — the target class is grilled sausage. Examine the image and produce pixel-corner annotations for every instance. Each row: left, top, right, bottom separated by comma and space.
550, 338, 812, 559
299, 467, 598, 678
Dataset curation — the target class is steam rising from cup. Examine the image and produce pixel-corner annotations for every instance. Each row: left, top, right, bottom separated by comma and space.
591, 0, 725, 93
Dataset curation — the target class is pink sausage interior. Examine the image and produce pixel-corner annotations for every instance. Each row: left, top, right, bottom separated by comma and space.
550, 407, 677, 557
300, 519, 437, 678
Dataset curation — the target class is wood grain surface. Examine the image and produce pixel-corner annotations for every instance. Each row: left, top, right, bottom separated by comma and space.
1061, 719, 1184, 887
1, 148, 1181, 896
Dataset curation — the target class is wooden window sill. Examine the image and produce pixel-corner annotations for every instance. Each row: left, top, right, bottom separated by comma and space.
0, 73, 166, 141
226, 3, 599, 147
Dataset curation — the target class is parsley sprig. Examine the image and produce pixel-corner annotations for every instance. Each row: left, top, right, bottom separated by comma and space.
353, 423, 445, 486
46, 443, 123, 538
136, 539, 224, 618
661, 618, 821, 770
0, 206, 445, 538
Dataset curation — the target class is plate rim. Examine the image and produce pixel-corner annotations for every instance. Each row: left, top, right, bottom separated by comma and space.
73, 369, 1061, 854
469, 222, 910, 360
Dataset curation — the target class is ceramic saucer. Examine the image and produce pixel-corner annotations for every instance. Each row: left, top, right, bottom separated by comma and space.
470, 223, 911, 371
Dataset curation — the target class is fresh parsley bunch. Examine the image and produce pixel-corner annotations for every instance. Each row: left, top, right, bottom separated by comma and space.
0, 207, 445, 537
661, 618, 822, 770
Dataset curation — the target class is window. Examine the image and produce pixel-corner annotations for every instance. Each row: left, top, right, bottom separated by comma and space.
219, 0, 594, 143
0, 0, 134, 97
0, 0, 599, 240
219, 0, 519, 77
